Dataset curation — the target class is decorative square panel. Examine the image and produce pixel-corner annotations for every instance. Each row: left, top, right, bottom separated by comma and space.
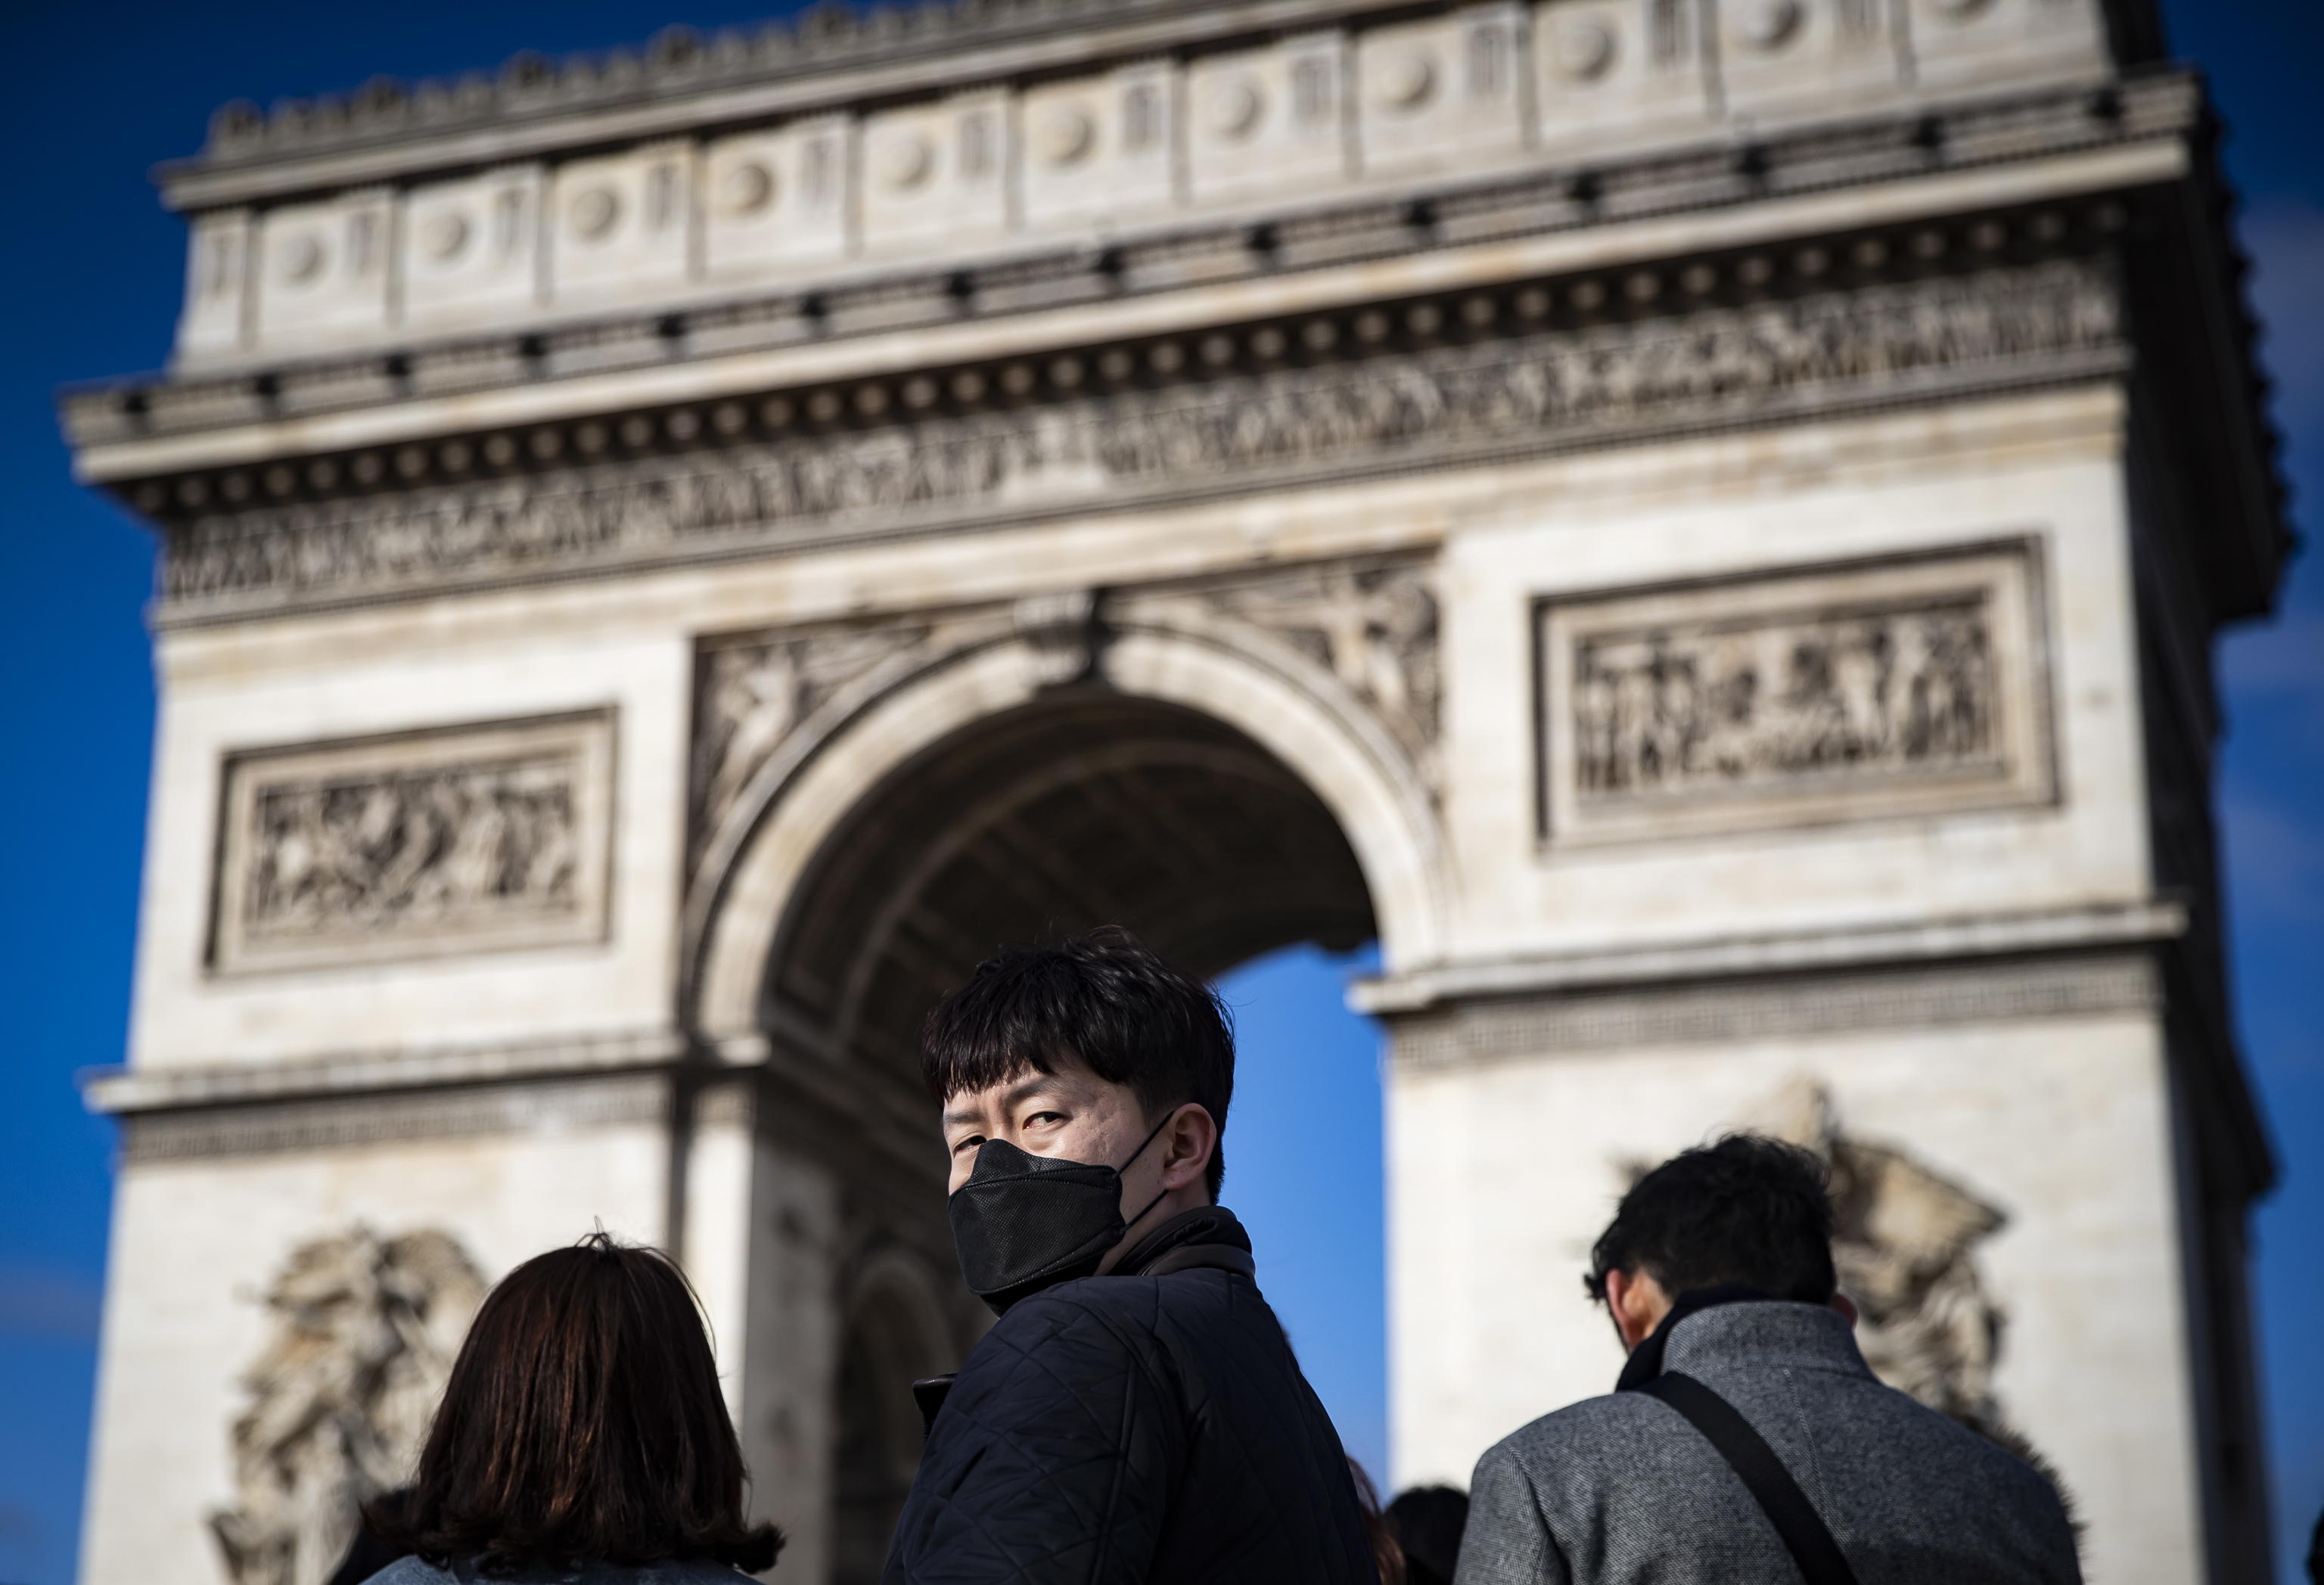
860, 89, 1011, 258
402, 166, 546, 333
1537, 542, 2053, 844
251, 191, 395, 353
1185, 33, 1352, 207
548, 144, 693, 303
1021, 61, 1179, 232
1533, 0, 1719, 156
1356, 5, 1529, 179
702, 119, 850, 281
211, 711, 617, 973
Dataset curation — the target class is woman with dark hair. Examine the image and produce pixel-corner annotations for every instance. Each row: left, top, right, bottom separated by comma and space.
362, 1233, 783, 1583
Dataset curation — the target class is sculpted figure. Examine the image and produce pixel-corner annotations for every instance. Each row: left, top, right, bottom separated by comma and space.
210, 1227, 485, 1585
1744, 1077, 2010, 1431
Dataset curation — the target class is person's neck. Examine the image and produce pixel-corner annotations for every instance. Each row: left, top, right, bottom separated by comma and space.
1097, 1186, 1214, 1273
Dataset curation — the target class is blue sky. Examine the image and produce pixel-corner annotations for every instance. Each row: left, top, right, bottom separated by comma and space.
1, 2, 2316, 1581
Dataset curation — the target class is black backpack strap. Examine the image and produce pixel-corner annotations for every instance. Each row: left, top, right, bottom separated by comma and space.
1630, 1372, 1862, 1585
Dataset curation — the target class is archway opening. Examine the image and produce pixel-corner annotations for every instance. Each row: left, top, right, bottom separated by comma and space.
767, 691, 1377, 1083
762, 689, 1384, 1574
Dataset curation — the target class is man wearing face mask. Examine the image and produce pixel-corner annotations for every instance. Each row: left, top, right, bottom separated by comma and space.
881, 926, 1377, 1585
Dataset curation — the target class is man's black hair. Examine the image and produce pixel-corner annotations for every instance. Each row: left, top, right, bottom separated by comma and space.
1584, 1133, 1837, 1305
1384, 1484, 1471, 1585
921, 926, 1234, 1195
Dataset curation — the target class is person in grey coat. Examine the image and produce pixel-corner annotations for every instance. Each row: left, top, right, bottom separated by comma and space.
1456, 1135, 2080, 1585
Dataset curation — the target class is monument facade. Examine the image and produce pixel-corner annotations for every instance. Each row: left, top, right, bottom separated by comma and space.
59, 1, 2285, 1580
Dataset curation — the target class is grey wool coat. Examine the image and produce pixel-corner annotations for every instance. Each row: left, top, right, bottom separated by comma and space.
1454, 1301, 2080, 1585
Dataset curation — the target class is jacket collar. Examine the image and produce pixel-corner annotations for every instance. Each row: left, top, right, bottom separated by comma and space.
1615, 1284, 1872, 1391
1110, 1204, 1256, 1279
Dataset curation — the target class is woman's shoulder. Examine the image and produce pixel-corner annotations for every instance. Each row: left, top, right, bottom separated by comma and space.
359, 1559, 760, 1585
358, 1560, 456, 1585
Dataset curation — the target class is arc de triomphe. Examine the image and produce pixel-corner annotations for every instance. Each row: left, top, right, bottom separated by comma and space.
61, 2, 2285, 1582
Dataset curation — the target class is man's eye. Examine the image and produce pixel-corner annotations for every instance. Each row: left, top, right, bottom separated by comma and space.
953, 1135, 985, 1154
1024, 1111, 1065, 1127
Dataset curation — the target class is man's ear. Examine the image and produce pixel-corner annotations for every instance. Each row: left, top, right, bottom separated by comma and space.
1603, 1266, 1670, 1350
1159, 1104, 1218, 1192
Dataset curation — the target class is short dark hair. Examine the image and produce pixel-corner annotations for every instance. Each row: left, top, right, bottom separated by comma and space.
1584, 1134, 1837, 1306
921, 926, 1235, 1196
1384, 1484, 1472, 1585
368, 1234, 782, 1571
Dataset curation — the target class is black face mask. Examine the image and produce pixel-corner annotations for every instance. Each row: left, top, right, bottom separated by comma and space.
949, 1112, 1174, 1315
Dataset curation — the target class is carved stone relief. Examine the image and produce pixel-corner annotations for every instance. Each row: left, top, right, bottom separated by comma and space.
213, 712, 615, 972
161, 260, 2117, 617
211, 1226, 485, 1585
1741, 1077, 2013, 1434
1539, 542, 2052, 844
691, 557, 1439, 875
693, 626, 943, 848
688, 613, 1043, 859
1126, 560, 1443, 791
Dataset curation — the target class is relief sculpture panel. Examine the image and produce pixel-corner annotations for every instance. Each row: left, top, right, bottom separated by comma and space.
213, 712, 615, 972
160, 260, 2117, 619
1538, 543, 2052, 844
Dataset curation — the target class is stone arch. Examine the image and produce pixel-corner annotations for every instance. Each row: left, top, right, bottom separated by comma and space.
689, 582, 1449, 1050
688, 579, 1449, 1570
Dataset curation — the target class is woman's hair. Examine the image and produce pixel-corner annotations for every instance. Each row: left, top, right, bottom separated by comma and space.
368, 1233, 783, 1571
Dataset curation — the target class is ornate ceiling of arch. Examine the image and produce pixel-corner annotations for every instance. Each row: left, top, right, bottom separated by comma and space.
764, 694, 1375, 1086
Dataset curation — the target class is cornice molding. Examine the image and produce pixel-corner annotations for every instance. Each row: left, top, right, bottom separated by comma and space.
82, 1027, 688, 1114
1353, 900, 2188, 1015
159, 0, 2161, 206
114, 1072, 673, 1164
1382, 949, 2164, 1066
70, 73, 2191, 463
170, 0, 1410, 197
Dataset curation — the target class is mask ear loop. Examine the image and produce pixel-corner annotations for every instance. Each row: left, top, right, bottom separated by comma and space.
1114, 1107, 1188, 1243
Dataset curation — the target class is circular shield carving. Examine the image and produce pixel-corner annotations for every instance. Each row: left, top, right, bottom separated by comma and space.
878, 132, 935, 191
1742, 0, 1804, 49
278, 233, 327, 284
1376, 48, 1437, 110
721, 160, 777, 216
570, 185, 621, 239
1555, 19, 1618, 80
1036, 104, 1096, 167
422, 210, 470, 262
1204, 74, 1265, 141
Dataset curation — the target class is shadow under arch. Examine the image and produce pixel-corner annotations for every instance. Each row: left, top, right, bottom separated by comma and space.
767, 689, 1378, 1085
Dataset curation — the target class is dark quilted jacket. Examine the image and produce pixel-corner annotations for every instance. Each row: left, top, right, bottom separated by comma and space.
882, 1207, 1376, 1585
